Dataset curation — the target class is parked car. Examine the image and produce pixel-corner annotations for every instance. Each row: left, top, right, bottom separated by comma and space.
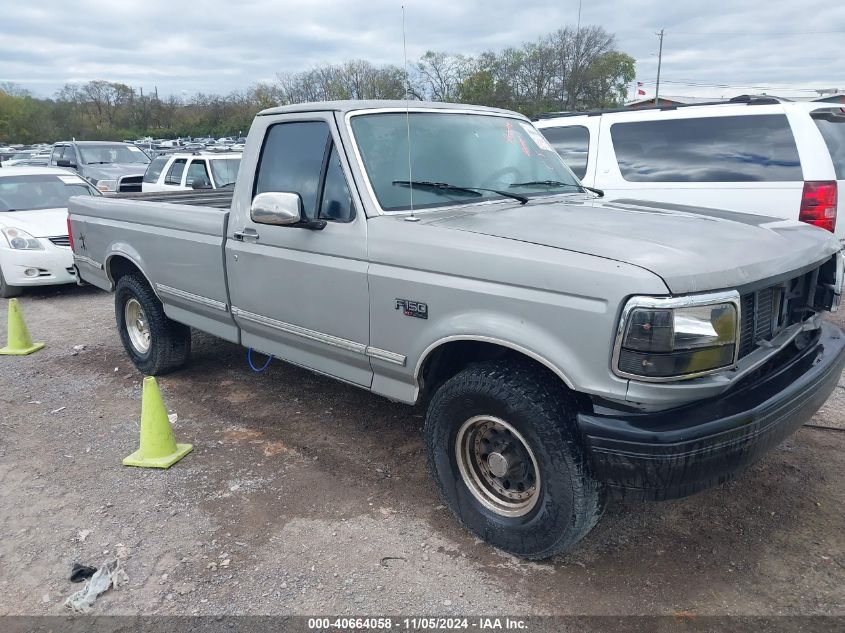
4, 150, 51, 167
50, 141, 150, 193
69, 100, 844, 559
0, 166, 99, 297
141, 153, 241, 192
535, 97, 845, 244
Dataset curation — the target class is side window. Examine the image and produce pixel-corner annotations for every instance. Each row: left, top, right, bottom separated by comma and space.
319, 147, 354, 222
185, 160, 211, 188
143, 155, 170, 183
254, 121, 330, 219
813, 112, 845, 180
541, 125, 590, 179
51, 146, 64, 164
164, 159, 187, 185
610, 114, 802, 182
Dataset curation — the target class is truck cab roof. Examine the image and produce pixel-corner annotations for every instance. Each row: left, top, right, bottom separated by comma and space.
257, 100, 523, 118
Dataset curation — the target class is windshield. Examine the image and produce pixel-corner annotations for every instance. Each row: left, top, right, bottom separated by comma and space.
209, 158, 241, 187
350, 111, 582, 212
78, 144, 150, 165
0, 174, 99, 212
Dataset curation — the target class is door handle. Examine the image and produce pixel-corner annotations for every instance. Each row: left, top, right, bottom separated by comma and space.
233, 228, 260, 242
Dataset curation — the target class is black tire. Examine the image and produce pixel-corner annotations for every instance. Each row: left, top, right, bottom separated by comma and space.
0, 266, 23, 299
425, 360, 604, 559
115, 273, 191, 375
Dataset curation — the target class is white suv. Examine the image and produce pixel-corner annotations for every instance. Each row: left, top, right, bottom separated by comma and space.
535, 98, 845, 244
141, 152, 241, 192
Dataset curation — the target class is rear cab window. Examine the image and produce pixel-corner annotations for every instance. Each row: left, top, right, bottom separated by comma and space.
610, 114, 803, 182
812, 110, 845, 179
541, 125, 590, 179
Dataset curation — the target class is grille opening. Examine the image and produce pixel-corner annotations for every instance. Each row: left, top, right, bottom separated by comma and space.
738, 267, 820, 359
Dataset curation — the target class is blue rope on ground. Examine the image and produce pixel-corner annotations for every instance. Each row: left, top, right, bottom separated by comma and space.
247, 347, 273, 372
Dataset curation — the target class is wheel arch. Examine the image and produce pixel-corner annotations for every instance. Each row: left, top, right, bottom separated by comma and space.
105, 249, 160, 300
414, 335, 578, 404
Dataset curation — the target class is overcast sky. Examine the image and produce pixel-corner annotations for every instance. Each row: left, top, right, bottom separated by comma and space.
2, 0, 844, 100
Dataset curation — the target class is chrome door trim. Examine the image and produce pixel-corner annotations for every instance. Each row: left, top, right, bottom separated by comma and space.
156, 284, 229, 312
232, 306, 367, 354
365, 346, 407, 366
73, 254, 103, 269
231, 306, 406, 365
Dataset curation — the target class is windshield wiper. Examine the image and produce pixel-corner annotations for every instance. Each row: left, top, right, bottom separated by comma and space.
84, 161, 111, 165
508, 180, 583, 190
392, 180, 528, 205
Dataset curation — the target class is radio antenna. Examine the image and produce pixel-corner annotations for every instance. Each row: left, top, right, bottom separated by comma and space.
402, 4, 418, 221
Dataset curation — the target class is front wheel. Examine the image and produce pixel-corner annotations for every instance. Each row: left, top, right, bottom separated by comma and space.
425, 360, 604, 559
115, 273, 191, 375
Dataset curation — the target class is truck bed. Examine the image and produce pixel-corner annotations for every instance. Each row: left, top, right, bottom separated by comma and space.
69, 193, 239, 342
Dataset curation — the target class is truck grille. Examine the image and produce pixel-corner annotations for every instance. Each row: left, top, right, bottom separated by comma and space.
737, 267, 819, 359
48, 235, 71, 247
118, 175, 143, 193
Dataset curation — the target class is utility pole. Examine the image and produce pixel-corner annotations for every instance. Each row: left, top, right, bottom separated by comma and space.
654, 28, 664, 105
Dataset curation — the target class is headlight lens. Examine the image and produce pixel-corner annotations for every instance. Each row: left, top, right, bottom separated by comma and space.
95, 179, 118, 192
1, 228, 44, 250
617, 301, 738, 379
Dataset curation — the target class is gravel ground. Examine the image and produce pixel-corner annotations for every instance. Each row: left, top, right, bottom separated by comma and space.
0, 285, 843, 616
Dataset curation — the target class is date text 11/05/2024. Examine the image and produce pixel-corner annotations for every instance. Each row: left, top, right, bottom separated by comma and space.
307, 617, 528, 630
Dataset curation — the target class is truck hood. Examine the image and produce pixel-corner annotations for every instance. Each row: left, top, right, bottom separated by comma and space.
426, 196, 842, 294
0, 208, 68, 238
82, 163, 146, 181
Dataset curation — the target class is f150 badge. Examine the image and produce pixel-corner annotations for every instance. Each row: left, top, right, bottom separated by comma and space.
396, 298, 428, 320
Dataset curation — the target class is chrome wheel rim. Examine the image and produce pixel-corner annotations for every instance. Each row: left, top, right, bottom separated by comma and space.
124, 298, 151, 354
455, 415, 541, 517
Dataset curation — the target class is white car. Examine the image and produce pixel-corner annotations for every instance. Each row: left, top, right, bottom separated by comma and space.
141, 152, 241, 192
0, 166, 100, 297
535, 98, 845, 244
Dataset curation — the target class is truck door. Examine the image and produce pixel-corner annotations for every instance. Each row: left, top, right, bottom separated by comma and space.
225, 114, 371, 387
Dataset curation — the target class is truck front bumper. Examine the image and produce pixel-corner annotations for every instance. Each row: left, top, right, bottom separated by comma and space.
577, 321, 845, 500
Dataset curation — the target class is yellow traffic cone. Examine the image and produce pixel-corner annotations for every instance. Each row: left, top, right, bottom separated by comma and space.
0, 299, 45, 356
123, 377, 192, 469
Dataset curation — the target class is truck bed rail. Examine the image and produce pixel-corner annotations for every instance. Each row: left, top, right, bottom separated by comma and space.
114, 188, 234, 209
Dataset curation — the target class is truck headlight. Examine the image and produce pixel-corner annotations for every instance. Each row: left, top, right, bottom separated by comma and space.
614, 292, 740, 380
93, 179, 117, 192
1, 228, 44, 250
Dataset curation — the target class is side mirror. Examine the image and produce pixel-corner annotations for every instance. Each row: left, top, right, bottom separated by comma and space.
584, 186, 605, 198
250, 192, 302, 226
57, 159, 77, 168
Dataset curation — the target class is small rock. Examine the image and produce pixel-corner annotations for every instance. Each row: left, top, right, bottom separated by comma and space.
443, 600, 452, 606
73, 345, 86, 351
41, 594, 50, 603
166, 593, 174, 601
220, 559, 230, 568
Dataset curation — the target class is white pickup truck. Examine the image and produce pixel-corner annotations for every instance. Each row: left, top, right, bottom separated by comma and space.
69, 100, 845, 559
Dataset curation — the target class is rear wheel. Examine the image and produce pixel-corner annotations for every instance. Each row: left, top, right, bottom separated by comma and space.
115, 274, 191, 375
0, 266, 23, 299
425, 360, 604, 559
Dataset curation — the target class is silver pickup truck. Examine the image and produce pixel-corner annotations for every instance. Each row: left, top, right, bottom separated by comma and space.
69, 100, 845, 559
